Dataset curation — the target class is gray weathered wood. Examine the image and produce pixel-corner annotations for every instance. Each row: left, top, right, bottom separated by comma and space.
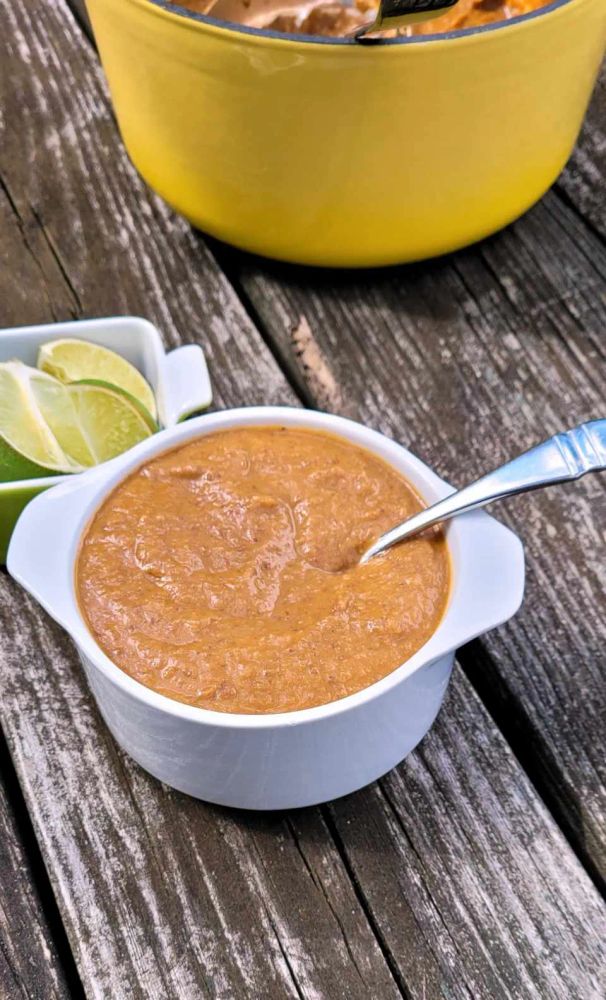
328, 675, 606, 1000
0, 594, 402, 1000
3, 576, 606, 999
1, 0, 606, 997
0, 3, 289, 410
228, 166, 606, 883
0, 747, 71, 999
558, 62, 606, 240
0, 1, 397, 997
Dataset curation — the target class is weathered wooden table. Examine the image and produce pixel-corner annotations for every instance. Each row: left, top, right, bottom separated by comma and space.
1, 2, 605, 997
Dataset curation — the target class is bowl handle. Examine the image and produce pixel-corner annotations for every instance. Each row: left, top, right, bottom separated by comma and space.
6, 472, 103, 632
430, 511, 526, 662
157, 345, 212, 427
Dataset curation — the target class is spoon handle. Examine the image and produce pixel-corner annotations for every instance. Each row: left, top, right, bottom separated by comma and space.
354, 0, 459, 38
361, 420, 606, 562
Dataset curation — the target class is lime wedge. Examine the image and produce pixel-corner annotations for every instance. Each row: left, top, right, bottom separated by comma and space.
0, 361, 154, 483
29, 370, 97, 468
0, 362, 85, 481
38, 338, 157, 419
62, 381, 154, 464
75, 379, 158, 432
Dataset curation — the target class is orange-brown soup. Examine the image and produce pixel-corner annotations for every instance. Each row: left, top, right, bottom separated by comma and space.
77, 427, 450, 714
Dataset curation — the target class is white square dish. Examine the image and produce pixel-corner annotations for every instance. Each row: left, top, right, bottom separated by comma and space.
0, 315, 212, 561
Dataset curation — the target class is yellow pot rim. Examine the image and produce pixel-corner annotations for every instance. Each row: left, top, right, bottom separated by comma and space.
139, 0, 575, 47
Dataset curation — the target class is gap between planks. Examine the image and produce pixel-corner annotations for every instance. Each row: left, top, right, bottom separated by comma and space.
0, 712, 84, 999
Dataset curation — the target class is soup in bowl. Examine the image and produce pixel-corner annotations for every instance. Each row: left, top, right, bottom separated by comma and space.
8, 408, 524, 808
76, 425, 451, 714
84, 0, 605, 265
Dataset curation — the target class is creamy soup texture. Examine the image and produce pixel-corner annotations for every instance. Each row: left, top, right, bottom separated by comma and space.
78, 427, 450, 714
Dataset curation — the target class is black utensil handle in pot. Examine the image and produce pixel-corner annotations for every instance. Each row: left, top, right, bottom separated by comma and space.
354, 0, 460, 38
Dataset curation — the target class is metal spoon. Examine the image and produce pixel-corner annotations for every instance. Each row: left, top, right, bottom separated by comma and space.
360, 420, 606, 564
353, 0, 461, 39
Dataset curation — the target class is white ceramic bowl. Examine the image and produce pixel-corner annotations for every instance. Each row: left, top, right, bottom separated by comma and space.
8, 407, 525, 809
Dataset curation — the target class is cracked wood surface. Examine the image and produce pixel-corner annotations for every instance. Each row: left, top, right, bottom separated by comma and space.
228, 97, 606, 885
0, 748, 70, 1000
1, 0, 605, 997
557, 66, 606, 240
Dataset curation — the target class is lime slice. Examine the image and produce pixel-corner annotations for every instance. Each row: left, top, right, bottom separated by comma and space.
29, 370, 97, 468
0, 362, 85, 481
38, 338, 157, 419
75, 379, 158, 432
0, 361, 154, 483
62, 381, 154, 464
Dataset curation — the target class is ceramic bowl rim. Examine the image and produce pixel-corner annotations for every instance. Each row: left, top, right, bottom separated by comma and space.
8, 406, 525, 730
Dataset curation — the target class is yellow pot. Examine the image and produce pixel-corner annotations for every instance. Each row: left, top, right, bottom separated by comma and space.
86, 0, 606, 266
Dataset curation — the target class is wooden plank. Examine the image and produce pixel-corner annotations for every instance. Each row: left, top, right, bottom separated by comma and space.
228, 177, 606, 885
0, 592, 403, 1000
558, 61, 606, 240
0, 745, 72, 999
0, 2, 400, 997
3, 575, 606, 1000
327, 676, 606, 1000
1, 1, 605, 998
0, 4, 289, 410
3, 576, 606, 1000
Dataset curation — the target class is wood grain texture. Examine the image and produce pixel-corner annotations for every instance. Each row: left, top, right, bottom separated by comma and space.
0, 0, 290, 410
0, 1, 397, 997
2, 577, 606, 1000
0, 588, 406, 1000
558, 62, 606, 240
228, 173, 606, 883
0, 747, 72, 999
327, 675, 606, 1000
2, 0, 606, 997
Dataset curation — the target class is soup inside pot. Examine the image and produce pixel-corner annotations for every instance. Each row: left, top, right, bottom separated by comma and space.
77, 427, 450, 714
168, 0, 551, 38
